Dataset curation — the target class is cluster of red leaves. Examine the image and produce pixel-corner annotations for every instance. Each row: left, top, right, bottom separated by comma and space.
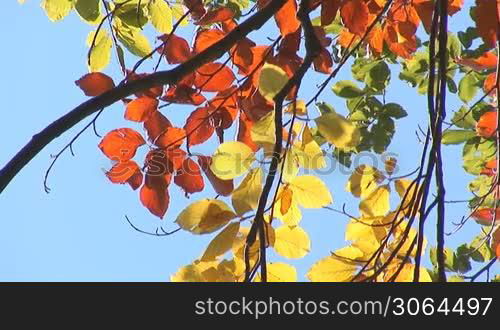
75, 0, 496, 220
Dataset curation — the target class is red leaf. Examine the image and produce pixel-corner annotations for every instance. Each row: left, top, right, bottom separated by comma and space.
105, 160, 142, 188
368, 25, 384, 54
197, 155, 234, 196
194, 28, 225, 54
476, 111, 498, 138
321, 0, 341, 26
341, 0, 369, 36
274, 0, 301, 37
156, 127, 186, 149
75, 72, 115, 97
144, 111, 173, 145
197, 7, 234, 25
456, 52, 498, 71
184, 107, 215, 146
474, 0, 500, 48
124, 96, 159, 122
183, 0, 206, 19
313, 48, 333, 74
471, 208, 500, 226
194, 62, 235, 92
98, 128, 145, 161
237, 112, 259, 151
174, 157, 205, 194
162, 85, 206, 105
140, 175, 169, 218
125, 71, 163, 98
481, 159, 497, 176
484, 72, 497, 96
159, 34, 191, 64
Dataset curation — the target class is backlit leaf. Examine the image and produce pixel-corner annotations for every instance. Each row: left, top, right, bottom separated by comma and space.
176, 199, 237, 234
231, 168, 263, 215
210, 141, 255, 180
75, 72, 115, 96
359, 184, 390, 217
274, 225, 311, 259
258, 63, 289, 101
148, 0, 173, 34
289, 175, 333, 208
201, 222, 240, 261
315, 112, 361, 149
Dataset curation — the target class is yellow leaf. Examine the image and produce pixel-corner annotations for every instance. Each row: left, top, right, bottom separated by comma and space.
394, 179, 421, 215
86, 29, 112, 72
171, 264, 204, 282
307, 246, 363, 282
281, 148, 300, 183
171, 3, 189, 26
176, 199, 236, 234
389, 220, 426, 259
210, 141, 255, 180
273, 192, 302, 226
114, 18, 153, 57
274, 225, 310, 259
148, 0, 173, 34
289, 175, 333, 208
231, 168, 263, 215
359, 184, 390, 217
41, 0, 74, 22
201, 222, 240, 261
75, 0, 102, 24
345, 165, 383, 198
345, 220, 386, 256
285, 100, 307, 116
314, 112, 360, 149
251, 111, 275, 146
298, 126, 326, 169
384, 263, 432, 282
258, 63, 289, 101
256, 262, 297, 282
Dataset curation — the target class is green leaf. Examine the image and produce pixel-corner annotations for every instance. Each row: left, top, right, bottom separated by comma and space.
447, 33, 462, 59
462, 137, 496, 175
430, 247, 455, 271
115, 19, 152, 57
332, 80, 365, 98
86, 29, 112, 72
75, 0, 101, 24
316, 102, 335, 115
332, 149, 352, 168
469, 234, 494, 262
451, 106, 476, 129
365, 61, 390, 92
258, 63, 289, 101
383, 103, 407, 119
458, 73, 479, 103
41, 0, 74, 22
370, 116, 394, 154
115, 1, 148, 28
441, 129, 476, 145
457, 27, 477, 49
148, 0, 173, 34
454, 244, 472, 274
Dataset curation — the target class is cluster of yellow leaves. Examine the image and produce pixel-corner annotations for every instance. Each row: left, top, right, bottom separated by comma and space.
307, 159, 432, 282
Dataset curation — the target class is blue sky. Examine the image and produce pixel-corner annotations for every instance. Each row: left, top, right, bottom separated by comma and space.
0, 1, 497, 281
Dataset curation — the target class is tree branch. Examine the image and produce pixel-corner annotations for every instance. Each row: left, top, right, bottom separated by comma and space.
0, 0, 287, 194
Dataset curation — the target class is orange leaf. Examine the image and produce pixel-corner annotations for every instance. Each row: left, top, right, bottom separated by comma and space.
197, 155, 234, 196
197, 7, 234, 25
368, 24, 384, 54
124, 96, 159, 122
156, 127, 186, 149
75, 72, 115, 97
280, 187, 293, 215
456, 52, 498, 71
98, 128, 145, 161
162, 85, 206, 105
274, 0, 301, 37
474, 0, 500, 48
194, 29, 225, 54
341, 0, 369, 36
237, 111, 259, 151
125, 71, 164, 98
144, 111, 173, 145
183, 0, 206, 20
159, 34, 191, 64
313, 47, 333, 74
413, 0, 433, 33
484, 72, 497, 96
481, 158, 497, 176
321, 0, 341, 26
471, 208, 500, 226
174, 157, 205, 195
105, 160, 142, 186
194, 62, 235, 92
476, 111, 498, 138
184, 107, 215, 146
140, 174, 169, 218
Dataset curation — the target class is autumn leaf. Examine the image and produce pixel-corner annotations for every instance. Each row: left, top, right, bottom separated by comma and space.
194, 62, 235, 92
256, 262, 297, 282
289, 175, 333, 208
98, 128, 145, 161
184, 107, 215, 146
174, 157, 205, 195
197, 7, 235, 25
474, 0, 499, 48
210, 141, 255, 180
231, 168, 263, 215
359, 184, 391, 217
175, 199, 237, 234
75, 72, 115, 96
258, 63, 289, 101
274, 225, 311, 259
197, 156, 234, 196
340, 0, 368, 36
476, 111, 498, 138
201, 222, 240, 261
315, 112, 361, 149
159, 34, 191, 64
124, 96, 158, 122
274, 0, 300, 37
346, 165, 383, 198
194, 28, 226, 54
105, 160, 143, 189
140, 174, 170, 218
307, 246, 363, 282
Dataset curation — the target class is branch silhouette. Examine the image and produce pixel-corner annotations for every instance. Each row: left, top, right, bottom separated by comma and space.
0, 0, 286, 194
